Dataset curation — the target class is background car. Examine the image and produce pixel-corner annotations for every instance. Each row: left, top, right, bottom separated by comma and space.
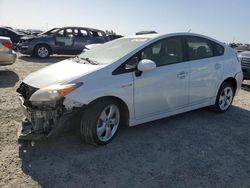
0, 36, 17, 66
239, 51, 250, 79
235, 44, 250, 53
136, 31, 157, 35
17, 33, 242, 145
17, 26, 109, 58
107, 34, 123, 40
0, 27, 25, 49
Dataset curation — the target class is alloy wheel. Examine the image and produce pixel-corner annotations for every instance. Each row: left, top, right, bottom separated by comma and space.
96, 104, 120, 142
37, 47, 49, 58
219, 86, 233, 111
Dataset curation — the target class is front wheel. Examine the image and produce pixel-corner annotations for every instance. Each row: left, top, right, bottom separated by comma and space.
211, 82, 234, 113
34, 44, 50, 58
80, 99, 121, 145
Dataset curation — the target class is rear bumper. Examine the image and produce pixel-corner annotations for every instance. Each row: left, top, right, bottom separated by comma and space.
17, 96, 82, 141
0, 50, 17, 66
17, 43, 33, 55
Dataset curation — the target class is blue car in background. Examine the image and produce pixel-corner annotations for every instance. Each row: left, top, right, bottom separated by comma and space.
17, 27, 109, 58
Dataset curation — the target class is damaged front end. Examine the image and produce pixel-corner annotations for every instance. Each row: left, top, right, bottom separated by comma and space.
16, 82, 83, 141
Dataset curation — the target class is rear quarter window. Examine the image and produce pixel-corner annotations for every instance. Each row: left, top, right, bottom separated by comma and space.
89, 31, 104, 37
214, 43, 224, 56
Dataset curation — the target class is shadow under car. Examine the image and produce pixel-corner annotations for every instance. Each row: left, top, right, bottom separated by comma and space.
0, 70, 19, 88
19, 105, 250, 188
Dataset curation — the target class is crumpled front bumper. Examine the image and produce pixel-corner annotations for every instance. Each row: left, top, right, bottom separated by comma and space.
16, 42, 33, 55
17, 96, 82, 141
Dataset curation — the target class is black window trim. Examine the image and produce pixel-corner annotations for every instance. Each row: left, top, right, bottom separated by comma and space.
183, 35, 225, 62
112, 35, 225, 75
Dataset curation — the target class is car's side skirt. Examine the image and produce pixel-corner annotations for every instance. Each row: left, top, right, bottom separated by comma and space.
129, 97, 216, 127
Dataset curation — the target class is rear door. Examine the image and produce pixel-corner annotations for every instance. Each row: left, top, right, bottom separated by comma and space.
185, 36, 224, 105
73, 29, 92, 54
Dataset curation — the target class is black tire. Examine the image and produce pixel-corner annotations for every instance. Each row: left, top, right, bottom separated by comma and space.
80, 98, 121, 145
211, 82, 235, 113
34, 44, 50, 58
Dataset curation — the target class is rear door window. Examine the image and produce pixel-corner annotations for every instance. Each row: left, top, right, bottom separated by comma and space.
78, 29, 88, 37
186, 37, 213, 60
65, 29, 74, 37
89, 30, 103, 37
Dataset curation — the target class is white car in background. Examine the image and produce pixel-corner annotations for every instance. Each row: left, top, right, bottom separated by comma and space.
0, 36, 16, 66
17, 33, 243, 145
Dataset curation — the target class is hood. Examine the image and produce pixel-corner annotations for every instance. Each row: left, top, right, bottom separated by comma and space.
23, 59, 105, 88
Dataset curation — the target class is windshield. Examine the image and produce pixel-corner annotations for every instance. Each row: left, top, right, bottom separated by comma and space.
79, 37, 150, 64
40, 28, 59, 35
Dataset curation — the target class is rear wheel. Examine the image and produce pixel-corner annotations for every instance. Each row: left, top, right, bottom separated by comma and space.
211, 82, 234, 113
34, 44, 50, 58
80, 99, 121, 145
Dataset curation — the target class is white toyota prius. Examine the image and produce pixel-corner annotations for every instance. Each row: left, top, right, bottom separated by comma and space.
17, 33, 243, 145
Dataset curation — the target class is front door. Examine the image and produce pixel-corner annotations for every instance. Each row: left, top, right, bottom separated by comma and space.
132, 37, 189, 119
54, 28, 76, 55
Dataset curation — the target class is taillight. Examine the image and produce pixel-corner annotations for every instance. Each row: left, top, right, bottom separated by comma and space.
2, 41, 13, 49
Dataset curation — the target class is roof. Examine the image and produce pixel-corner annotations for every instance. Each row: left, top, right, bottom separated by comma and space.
124, 32, 224, 45
60, 26, 104, 32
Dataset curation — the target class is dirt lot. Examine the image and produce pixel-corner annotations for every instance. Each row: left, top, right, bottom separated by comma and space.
0, 53, 250, 188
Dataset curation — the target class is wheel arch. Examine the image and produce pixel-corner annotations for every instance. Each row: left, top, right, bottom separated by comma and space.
33, 43, 53, 55
222, 77, 237, 94
86, 96, 130, 127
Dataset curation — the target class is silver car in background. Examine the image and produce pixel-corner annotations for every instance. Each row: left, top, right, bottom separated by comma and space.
239, 51, 250, 79
0, 36, 17, 66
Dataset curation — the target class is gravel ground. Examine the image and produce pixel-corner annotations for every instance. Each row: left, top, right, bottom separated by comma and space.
0, 53, 250, 188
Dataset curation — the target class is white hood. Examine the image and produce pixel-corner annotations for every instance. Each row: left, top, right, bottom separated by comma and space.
23, 59, 105, 88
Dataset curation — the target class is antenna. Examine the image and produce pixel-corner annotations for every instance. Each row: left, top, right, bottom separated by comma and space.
187, 29, 191, 33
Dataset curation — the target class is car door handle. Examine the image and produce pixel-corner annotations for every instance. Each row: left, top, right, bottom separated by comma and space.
215, 63, 221, 70
121, 83, 132, 88
177, 72, 187, 79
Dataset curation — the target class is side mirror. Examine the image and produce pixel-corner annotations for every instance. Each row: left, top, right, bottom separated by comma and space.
137, 59, 156, 72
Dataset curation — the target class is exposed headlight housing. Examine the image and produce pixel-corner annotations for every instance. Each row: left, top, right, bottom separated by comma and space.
30, 82, 83, 102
